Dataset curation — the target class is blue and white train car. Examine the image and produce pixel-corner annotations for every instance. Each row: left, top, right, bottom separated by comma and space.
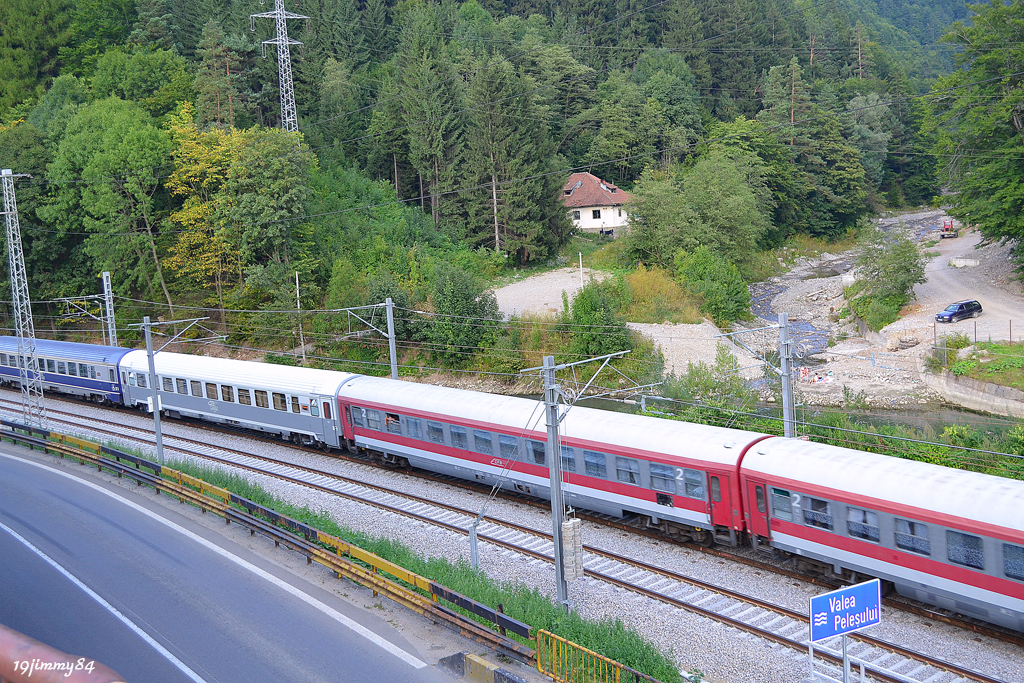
118, 351, 358, 448
0, 337, 130, 404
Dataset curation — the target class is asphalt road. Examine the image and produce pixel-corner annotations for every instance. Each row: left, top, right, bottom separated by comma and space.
0, 445, 454, 683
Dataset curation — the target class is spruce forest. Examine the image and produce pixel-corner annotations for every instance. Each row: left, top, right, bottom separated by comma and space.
0, 0, 1022, 379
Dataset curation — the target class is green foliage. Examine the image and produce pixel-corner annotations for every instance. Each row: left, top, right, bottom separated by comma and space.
847, 224, 926, 330
928, 0, 1024, 251
662, 343, 755, 408
428, 264, 500, 365
946, 332, 971, 350
562, 280, 631, 357
675, 246, 751, 325
949, 359, 977, 376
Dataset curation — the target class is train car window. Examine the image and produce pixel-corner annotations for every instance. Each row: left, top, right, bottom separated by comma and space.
771, 488, 793, 522
206, 383, 217, 399
272, 392, 287, 411
255, 390, 269, 408
310, 403, 319, 417
499, 435, 517, 458
189, 380, 200, 396
0, 353, 6, 365
109, 369, 115, 382
684, 469, 705, 499
427, 421, 445, 444
79, 363, 89, 377
365, 409, 382, 430
561, 446, 577, 473
322, 402, 331, 420
176, 379, 186, 393
847, 507, 880, 542
529, 440, 545, 465
406, 417, 422, 439
947, 530, 985, 570
1003, 543, 1024, 581
291, 396, 300, 414
127, 372, 136, 386
472, 430, 493, 455
46, 360, 55, 373
386, 413, 402, 435
137, 373, 147, 388
163, 377, 174, 392
68, 363, 78, 377
238, 389, 252, 406
755, 486, 765, 513
803, 497, 833, 530
894, 519, 930, 555
351, 407, 365, 427
615, 456, 639, 484
650, 463, 675, 493
583, 450, 607, 478
58, 361, 67, 374
710, 476, 722, 503
222, 385, 234, 402
449, 425, 468, 449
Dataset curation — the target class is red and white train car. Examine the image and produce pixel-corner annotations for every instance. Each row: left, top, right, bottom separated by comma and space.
337, 376, 769, 545
740, 438, 1024, 631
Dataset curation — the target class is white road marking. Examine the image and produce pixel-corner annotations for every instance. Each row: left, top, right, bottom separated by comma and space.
0, 519, 209, 683
0, 451, 429, 669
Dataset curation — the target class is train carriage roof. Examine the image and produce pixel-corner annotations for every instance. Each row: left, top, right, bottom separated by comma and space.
742, 438, 1024, 533
0, 336, 133, 365
339, 375, 768, 467
119, 350, 359, 397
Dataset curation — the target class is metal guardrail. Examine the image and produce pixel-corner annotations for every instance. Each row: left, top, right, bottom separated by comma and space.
0, 420, 533, 662
535, 630, 664, 683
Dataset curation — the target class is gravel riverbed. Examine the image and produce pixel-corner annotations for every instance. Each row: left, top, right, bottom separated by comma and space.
16, 400, 1021, 683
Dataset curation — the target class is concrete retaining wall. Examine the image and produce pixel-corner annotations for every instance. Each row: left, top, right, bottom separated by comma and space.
438, 652, 528, 683
917, 358, 1024, 418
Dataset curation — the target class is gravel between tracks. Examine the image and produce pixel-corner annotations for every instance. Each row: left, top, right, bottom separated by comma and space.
15, 399, 1021, 683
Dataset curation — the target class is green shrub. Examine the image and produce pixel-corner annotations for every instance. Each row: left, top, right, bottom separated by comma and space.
864, 298, 899, 331
950, 359, 977, 376
674, 246, 751, 325
946, 331, 971, 350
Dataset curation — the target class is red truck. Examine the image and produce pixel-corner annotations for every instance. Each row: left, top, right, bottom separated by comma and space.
940, 219, 959, 238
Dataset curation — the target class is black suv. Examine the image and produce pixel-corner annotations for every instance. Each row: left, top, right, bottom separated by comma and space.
936, 300, 982, 323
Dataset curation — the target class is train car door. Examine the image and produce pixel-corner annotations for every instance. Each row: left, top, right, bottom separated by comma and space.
745, 479, 771, 540
707, 472, 734, 529
318, 396, 339, 447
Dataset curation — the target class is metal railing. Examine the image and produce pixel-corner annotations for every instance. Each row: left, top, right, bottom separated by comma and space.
535, 630, 664, 683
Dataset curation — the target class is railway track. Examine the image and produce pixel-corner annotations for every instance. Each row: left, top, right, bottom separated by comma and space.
0, 397, 1013, 683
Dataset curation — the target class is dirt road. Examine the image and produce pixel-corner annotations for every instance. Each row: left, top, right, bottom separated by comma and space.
881, 227, 1021, 343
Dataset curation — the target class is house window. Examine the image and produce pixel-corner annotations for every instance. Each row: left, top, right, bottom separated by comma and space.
592, 209, 601, 220
618, 209, 621, 217
572, 210, 580, 220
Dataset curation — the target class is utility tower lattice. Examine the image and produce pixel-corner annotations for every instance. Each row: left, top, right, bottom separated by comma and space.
1, 169, 47, 428
251, 0, 307, 133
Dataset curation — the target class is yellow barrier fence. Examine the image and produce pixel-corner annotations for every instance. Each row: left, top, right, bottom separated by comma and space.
536, 630, 664, 683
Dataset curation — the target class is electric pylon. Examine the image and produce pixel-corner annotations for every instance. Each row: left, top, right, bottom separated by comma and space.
251, 0, 308, 132
1, 169, 47, 428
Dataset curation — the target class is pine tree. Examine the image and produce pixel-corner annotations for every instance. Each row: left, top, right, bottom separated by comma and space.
361, 0, 392, 57
195, 20, 247, 129
130, 0, 174, 49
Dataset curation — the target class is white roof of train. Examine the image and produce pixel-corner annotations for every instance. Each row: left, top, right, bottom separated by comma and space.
120, 350, 359, 397
339, 375, 768, 466
742, 437, 1024, 532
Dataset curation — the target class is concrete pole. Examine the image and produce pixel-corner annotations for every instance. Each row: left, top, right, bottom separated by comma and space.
543, 355, 570, 611
102, 271, 118, 347
295, 271, 306, 365
143, 316, 165, 465
386, 297, 398, 380
778, 312, 795, 438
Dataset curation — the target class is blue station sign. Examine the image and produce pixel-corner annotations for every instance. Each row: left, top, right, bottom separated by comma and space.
809, 579, 882, 641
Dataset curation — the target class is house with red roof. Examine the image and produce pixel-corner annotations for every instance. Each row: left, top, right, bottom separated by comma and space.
561, 172, 632, 236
